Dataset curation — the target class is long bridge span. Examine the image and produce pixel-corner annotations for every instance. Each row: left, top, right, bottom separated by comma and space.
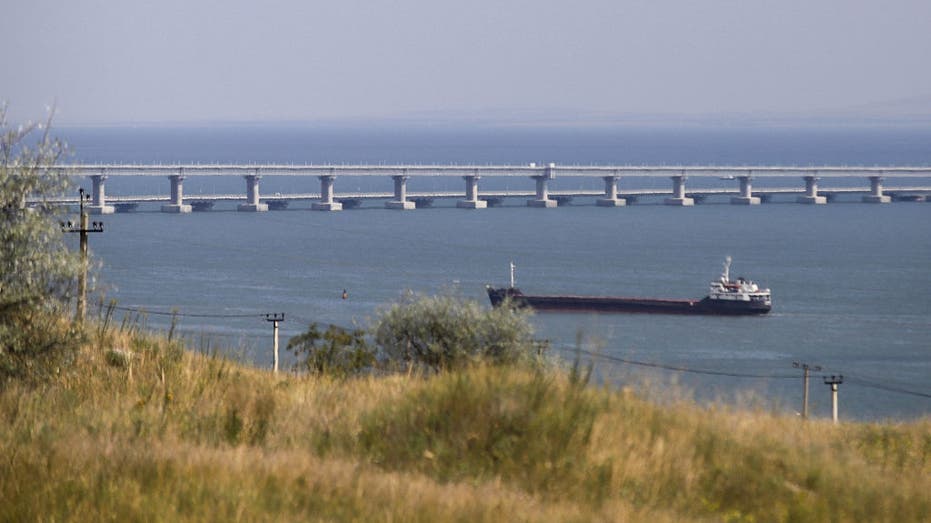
51, 164, 931, 213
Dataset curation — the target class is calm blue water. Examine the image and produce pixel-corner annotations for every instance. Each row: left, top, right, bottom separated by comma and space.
60, 125, 931, 421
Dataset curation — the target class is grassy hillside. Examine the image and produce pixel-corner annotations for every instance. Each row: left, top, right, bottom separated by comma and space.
1, 321, 928, 522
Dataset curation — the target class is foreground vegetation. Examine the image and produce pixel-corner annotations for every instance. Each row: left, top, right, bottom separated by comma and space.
6, 108, 922, 520
1, 106, 83, 384
1, 318, 928, 522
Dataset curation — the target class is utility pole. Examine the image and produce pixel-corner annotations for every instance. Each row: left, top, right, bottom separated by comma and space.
823, 375, 844, 424
793, 361, 822, 419
266, 313, 285, 373
61, 188, 103, 323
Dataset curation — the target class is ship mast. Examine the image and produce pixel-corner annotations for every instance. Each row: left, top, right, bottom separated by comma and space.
509, 261, 516, 288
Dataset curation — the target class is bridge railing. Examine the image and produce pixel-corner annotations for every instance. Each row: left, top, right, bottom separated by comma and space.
29, 163, 931, 212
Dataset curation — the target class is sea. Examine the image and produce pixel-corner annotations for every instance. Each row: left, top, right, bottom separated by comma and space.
57, 123, 931, 421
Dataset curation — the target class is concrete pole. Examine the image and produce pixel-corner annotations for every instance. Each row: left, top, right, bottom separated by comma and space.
161, 174, 192, 213
536, 176, 548, 198
312, 174, 343, 210
395, 175, 406, 200
528, 164, 557, 208
171, 176, 181, 203
802, 367, 811, 419
863, 176, 891, 203
91, 175, 105, 205
731, 175, 761, 205
386, 174, 415, 209
320, 175, 336, 204
605, 175, 617, 199
273, 320, 279, 373
457, 174, 487, 209
830, 383, 838, 423
527, 176, 556, 207
266, 313, 284, 373
238, 174, 269, 212
89, 174, 115, 214
664, 175, 694, 206
597, 175, 626, 207
798, 176, 827, 204
823, 375, 843, 424
248, 176, 259, 205
394, 176, 407, 202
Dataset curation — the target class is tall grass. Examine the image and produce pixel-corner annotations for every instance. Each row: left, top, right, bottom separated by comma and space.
0, 315, 928, 521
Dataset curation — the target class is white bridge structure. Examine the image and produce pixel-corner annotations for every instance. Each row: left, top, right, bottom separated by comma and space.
54, 164, 931, 214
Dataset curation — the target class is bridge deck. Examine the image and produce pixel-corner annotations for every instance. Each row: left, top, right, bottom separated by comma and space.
56, 164, 931, 178
36, 186, 931, 204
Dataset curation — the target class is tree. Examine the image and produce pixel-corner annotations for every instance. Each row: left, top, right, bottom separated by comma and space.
373, 293, 541, 371
287, 323, 376, 377
0, 105, 83, 383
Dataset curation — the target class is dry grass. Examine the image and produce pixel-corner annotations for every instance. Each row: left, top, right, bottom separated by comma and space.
1, 320, 928, 522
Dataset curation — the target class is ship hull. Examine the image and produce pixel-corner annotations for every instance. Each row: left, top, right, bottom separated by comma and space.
487, 287, 770, 316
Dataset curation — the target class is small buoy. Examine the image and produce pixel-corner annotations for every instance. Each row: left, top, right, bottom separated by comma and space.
342, 289, 348, 300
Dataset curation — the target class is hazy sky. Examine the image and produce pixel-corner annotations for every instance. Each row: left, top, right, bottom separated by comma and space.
3, 0, 931, 125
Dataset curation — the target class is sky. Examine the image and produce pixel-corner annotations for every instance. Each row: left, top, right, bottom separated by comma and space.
3, 0, 931, 125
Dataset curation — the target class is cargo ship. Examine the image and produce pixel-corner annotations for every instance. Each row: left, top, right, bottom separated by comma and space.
486, 258, 771, 315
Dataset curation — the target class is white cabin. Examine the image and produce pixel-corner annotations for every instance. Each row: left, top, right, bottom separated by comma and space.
708, 257, 772, 304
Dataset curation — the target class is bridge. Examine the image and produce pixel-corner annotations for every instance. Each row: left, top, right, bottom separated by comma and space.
51, 164, 931, 213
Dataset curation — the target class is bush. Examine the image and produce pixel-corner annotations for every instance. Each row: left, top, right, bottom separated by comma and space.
0, 302, 81, 385
0, 105, 78, 308
373, 293, 540, 371
0, 105, 82, 384
287, 323, 376, 377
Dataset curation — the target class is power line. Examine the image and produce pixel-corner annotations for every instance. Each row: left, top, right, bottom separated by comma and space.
108, 304, 267, 319
845, 376, 931, 399
556, 346, 931, 400
555, 346, 801, 379
287, 314, 364, 333
167, 329, 266, 340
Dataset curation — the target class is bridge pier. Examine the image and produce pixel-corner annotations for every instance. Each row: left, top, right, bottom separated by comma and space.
528, 164, 557, 207
238, 174, 268, 212
597, 175, 626, 207
797, 176, 827, 204
863, 176, 891, 203
88, 174, 115, 214
457, 174, 487, 209
386, 175, 415, 209
664, 175, 694, 206
731, 175, 761, 205
161, 174, 192, 213
312, 175, 343, 211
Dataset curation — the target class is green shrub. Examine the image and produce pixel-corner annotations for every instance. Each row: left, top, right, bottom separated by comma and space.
287, 323, 376, 377
373, 293, 540, 371
0, 106, 82, 385
0, 302, 81, 385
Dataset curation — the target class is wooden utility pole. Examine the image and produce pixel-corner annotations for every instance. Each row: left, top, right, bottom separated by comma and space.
793, 361, 821, 419
61, 188, 103, 323
266, 313, 285, 373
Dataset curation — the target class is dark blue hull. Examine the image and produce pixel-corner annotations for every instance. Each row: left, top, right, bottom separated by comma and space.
486, 287, 771, 315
